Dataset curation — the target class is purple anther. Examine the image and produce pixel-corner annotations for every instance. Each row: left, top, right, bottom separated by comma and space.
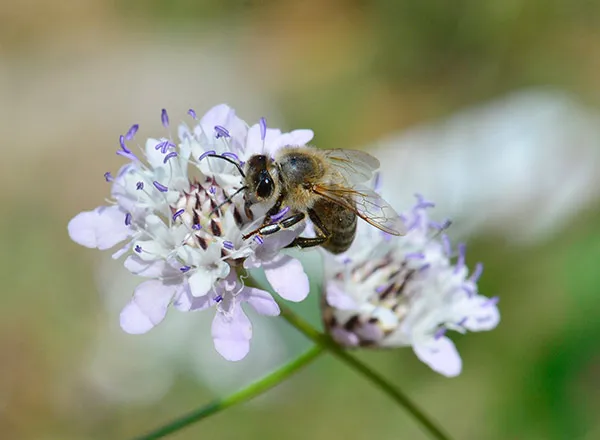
136, 181, 144, 190
454, 243, 466, 273
172, 209, 185, 221
214, 125, 230, 138
199, 150, 216, 161
470, 262, 483, 282
342, 257, 352, 264
134, 245, 142, 253
153, 181, 169, 192
434, 327, 447, 340
192, 223, 202, 230
125, 124, 139, 140
419, 263, 431, 272
482, 296, 499, 307
188, 109, 197, 119
259, 117, 267, 141
429, 221, 446, 231
441, 234, 452, 256
155, 140, 176, 154
161, 109, 169, 127
221, 152, 240, 162
119, 135, 131, 153
373, 171, 382, 193
375, 285, 386, 293
253, 235, 264, 245
461, 284, 475, 297
270, 206, 290, 222
414, 193, 435, 209
104, 172, 112, 182
405, 252, 425, 260
116, 149, 139, 162
214, 295, 223, 303
163, 151, 178, 164
125, 213, 132, 226
223, 240, 235, 250
179, 265, 191, 273
208, 186, 216, 195
457, 317, 468, 327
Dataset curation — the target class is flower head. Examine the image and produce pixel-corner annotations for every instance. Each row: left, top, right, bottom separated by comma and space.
322, 194, 500, 377
68, 104, 313, 360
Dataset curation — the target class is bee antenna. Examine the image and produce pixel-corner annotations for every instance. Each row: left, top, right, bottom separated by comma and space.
206, 154, 246, 178
210, 185, 248, 215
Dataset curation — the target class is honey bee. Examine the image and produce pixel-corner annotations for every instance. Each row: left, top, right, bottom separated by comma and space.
237, 146, 406, 254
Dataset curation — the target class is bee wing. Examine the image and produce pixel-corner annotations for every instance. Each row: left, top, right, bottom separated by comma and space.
313, 183, 407, 236
322, 149, 380, 185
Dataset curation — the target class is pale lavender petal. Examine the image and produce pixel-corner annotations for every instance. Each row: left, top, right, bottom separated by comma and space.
212, 306, 252, 361
243, 287, 280, 316
413, 337, 462, 377
325, 282, 358, 310
331, 327, 360, 347
124, 255, 179, 278
145, 138, 167, 168
68, 206, 131, 250
462, 296, 501, 331
268, 129, 314, 155
264, 255, 309, 302
119, 280, 177, 334
188, 268, 214, 297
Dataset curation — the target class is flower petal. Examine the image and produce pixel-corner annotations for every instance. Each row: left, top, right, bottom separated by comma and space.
243, 288, 280, 316
68, 206, 131, 250
413, 337, 462, 377
211, 306, 252, 361
119, 280, 177, 334
188, 268, 215, 297
325, 282, 358, 310
264, 255, 309, 302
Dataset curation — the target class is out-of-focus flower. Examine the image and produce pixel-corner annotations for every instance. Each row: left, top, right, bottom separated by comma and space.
373, 90, 600, 243
322, 195, 500, 377
68, 104, 313, 361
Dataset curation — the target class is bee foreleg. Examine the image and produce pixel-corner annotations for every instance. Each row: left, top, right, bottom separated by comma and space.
243, 212, 306, 239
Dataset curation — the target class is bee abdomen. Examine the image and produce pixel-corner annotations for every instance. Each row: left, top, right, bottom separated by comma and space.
323, 211, 357, 254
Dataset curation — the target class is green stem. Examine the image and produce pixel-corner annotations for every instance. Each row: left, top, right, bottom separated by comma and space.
278, 303, 453, 440
134, 345, 324, 440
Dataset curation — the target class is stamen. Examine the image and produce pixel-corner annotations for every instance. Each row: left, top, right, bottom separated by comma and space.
375, 285, 386, 293
116, 149, 139, 162
161, 109, 169, 127
155, 140, 176, 154
208, 186, 216, 195
223, 241, 235, 250
136, 181, 144, 190
270, 206, 290, 222
259, 117, 267, 140
419, 263, 431, 272
461, 285, 474, 297
163, 151, 178, 164
214, 125, 230, 138
179, 265, 191, 273
153, 181, 169, 192
454, 243, 466, 273
457, 317, 468, 326
342, 257, 352, 264
434, 327, 447, 340
253, 235, 264, 245
482, 296, 499, 307
199, 150, 216, 161
125, 124, 139, 140
414, 193, 435, 209
134, 245, 142, 253
125, 213, 132, 226
192, 224, 202, 230
441, 234, 452, 256
470, 262, 483, 282
404, 252, 425, 260
119, 135, 131, 153
104, 172, 113, 182
188, 109, 197, 119
172, 209, 185, 221
214, 295, 223, 303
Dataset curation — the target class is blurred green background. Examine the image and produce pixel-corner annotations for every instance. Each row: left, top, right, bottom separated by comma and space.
1, 1, 600, 439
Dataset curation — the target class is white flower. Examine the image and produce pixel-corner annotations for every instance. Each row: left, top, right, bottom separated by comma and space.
322, 195, 500, 377
68, 104, 313, 360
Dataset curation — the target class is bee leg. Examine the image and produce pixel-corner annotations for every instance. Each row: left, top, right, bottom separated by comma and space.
285, 208, 330, 250
244, 212, 307, 239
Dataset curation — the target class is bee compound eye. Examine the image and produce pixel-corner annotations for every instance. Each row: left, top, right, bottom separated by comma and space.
256, 174, 273, 198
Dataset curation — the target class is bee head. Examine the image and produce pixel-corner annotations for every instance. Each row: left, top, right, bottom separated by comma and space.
244, 154, 277, 201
